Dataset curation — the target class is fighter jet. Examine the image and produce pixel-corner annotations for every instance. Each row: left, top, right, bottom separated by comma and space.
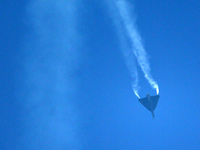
138, 94, 160, 118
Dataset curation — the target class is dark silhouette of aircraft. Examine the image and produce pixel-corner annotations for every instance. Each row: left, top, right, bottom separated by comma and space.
138, 94, 160, 118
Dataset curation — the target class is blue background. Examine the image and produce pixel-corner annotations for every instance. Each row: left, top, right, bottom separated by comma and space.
1, 0, 200, 149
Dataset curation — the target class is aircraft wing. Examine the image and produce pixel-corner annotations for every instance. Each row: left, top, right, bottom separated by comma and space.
138, 97, 152, 112
138, 95, 160, 112
150, 95, 159, 111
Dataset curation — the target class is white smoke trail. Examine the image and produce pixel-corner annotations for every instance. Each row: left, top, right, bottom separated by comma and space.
107, 0, 159, 96
104, 1, 140, 98
115, 0, 159, 95
120, 35, 140, 98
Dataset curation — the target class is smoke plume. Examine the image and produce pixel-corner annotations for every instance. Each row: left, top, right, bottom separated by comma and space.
106, 0, 159, 97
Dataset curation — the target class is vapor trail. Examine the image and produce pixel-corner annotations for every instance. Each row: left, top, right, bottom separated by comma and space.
115, 0, 159, 95
107, 0, 159, 96
20, 0, 82, 149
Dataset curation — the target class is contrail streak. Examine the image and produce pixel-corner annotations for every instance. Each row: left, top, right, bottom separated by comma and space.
20, 0, 82, 149
107, 0, 159, 97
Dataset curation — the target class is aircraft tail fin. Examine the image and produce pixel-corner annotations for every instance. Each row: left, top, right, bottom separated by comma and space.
152, 112, 155, 119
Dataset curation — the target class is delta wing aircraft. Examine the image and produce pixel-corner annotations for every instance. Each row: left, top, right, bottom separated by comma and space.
139, 94, 160, 118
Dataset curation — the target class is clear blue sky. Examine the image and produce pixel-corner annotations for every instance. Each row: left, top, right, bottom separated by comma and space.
1, 0, 200, 150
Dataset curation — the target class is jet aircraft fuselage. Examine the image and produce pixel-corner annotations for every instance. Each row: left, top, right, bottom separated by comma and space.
138, 94, 160, 118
